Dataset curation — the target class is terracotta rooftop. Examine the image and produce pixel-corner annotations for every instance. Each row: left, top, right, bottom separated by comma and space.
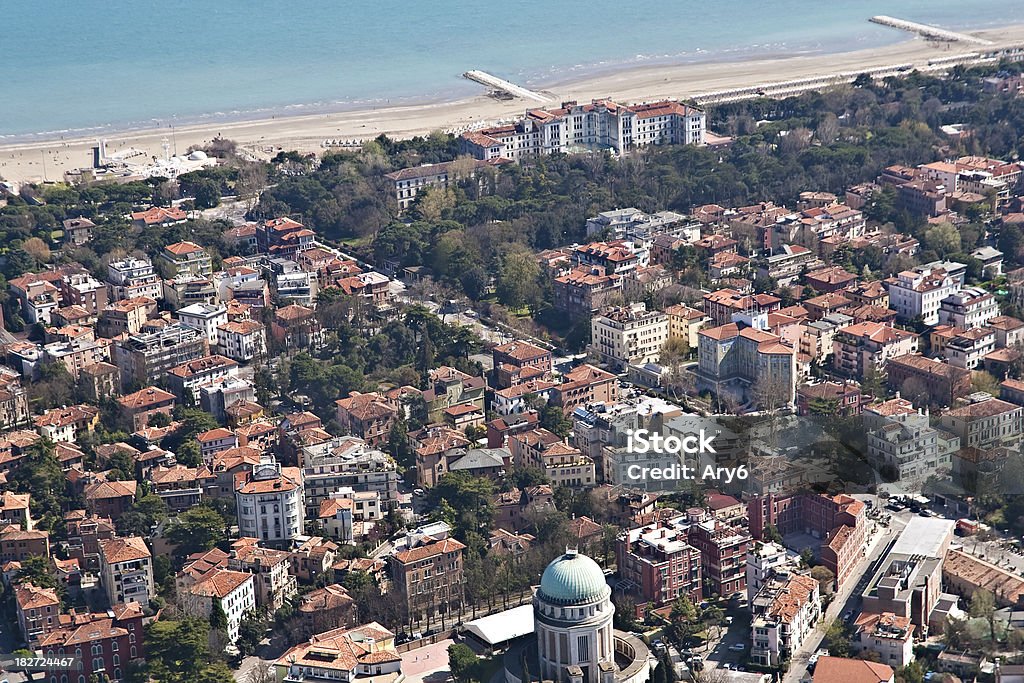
99, 536, 150, 564
117, 386, 175, 411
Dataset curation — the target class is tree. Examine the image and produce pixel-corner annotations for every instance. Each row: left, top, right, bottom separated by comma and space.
823, 619, 852, 657
22, 237, 52, 263
810, 565, 835, 595
237, 612, 264, 657
969, 588, 996, 640
145, 618, 210, 681
166, 506, 225, 556
194, 662, 236, 683
669, 595, 698, 643
495, 246, 542, 313
17, 555, 58, 589
923, 221, 960, 257
896, 661, 925, 683
540, 405, 572, 438
799, 546, 815, 568
448, 643, 479, 683
971, 370, 1000, 396
209, 600, 228, 632
192, 179, 222, 209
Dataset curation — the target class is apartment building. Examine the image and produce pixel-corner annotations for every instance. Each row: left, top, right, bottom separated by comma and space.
938, 287, 999, 330
886, 266, 962, 325
864, 397, 960, 482
861, 517, 954, 628
99, 536, 154, 608
459, 98, 705, 161
423, 365, 485, 423
160, 241, 213, 279
165, 353, 239, 404
946, 327, 996, 370
335, 391, 399, 446
591, 303, 669, 371
389, 537, 465, 624
750, 572, 821, 667
235, 455, 304, 545
832, 322, 918, 380
8, 273, 61, 324
99, 296, 157, 337
854, 612, 915, 668
553, 267, 623, 318
271, 304, 323, 350
113, 323, 209, 389
181, 569, 257, 643
550, 364, 619, 415
274, 623, 402, 683
33, 404, 100, 443
39, 602, 145, 683
509, 428, 596, 488
59, 271, 109, 314
748, 493, 867, 590
938, 395, 1023, 450
117, 386, 176, 431
492, 340, 553, 389
886, 354, 972, 407
703, 289, 782, 326
746, 542, 795, 603
301, 438, 400, 518
385, 157, 500, 209
696, 314, 797, 408
616, 520, 703, 606
664, 304, 709, 349
15, 583, 60, 645
177, 302, 228, 345
107, 257, 163, 301
216, 319, 267, 362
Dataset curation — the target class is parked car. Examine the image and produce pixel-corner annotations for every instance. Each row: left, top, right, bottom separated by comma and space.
729, 643, 747, 652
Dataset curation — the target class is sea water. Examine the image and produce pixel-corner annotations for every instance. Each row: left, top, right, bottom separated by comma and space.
2, 0, 1023, 140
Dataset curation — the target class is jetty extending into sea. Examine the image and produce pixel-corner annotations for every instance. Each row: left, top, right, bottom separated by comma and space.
463, 70, 551, 103
870, 16, 994, 45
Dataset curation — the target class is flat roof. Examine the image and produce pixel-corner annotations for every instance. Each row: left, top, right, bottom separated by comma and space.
463, 604, 534, 646
890, 517, 955, 558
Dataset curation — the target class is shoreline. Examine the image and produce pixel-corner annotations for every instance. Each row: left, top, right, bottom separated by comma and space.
4, 23, 1024, 184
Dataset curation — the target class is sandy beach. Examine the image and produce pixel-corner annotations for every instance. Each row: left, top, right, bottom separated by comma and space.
4, 23, 1024, 185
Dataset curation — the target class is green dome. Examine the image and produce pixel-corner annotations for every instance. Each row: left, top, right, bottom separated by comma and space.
538, 550, 608, 604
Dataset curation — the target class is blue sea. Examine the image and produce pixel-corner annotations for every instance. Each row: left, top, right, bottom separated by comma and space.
3, 0, 1024, 140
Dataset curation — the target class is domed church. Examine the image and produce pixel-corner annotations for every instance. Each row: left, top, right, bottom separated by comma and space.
505, 549, 650, 683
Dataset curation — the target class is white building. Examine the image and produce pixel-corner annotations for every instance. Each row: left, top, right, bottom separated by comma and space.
591, 303, 669, 371
236, 455, 305, 545
864, 398, 960, 483
216, 319, 267, 362
461, 99, 705, 162
527, 549, 650, 683
750, 571, 821, 667
854, 612, 915, 668
178, 302, 228, 346
98, 536, 154, 608
181, 568, 256, 643
938, 287, 999, 330
106, 257, 163, 301
887, 266, 961, 326
746, 542, 794, 603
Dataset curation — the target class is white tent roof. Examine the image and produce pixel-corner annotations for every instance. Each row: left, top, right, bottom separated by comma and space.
463, 604, 534, 646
